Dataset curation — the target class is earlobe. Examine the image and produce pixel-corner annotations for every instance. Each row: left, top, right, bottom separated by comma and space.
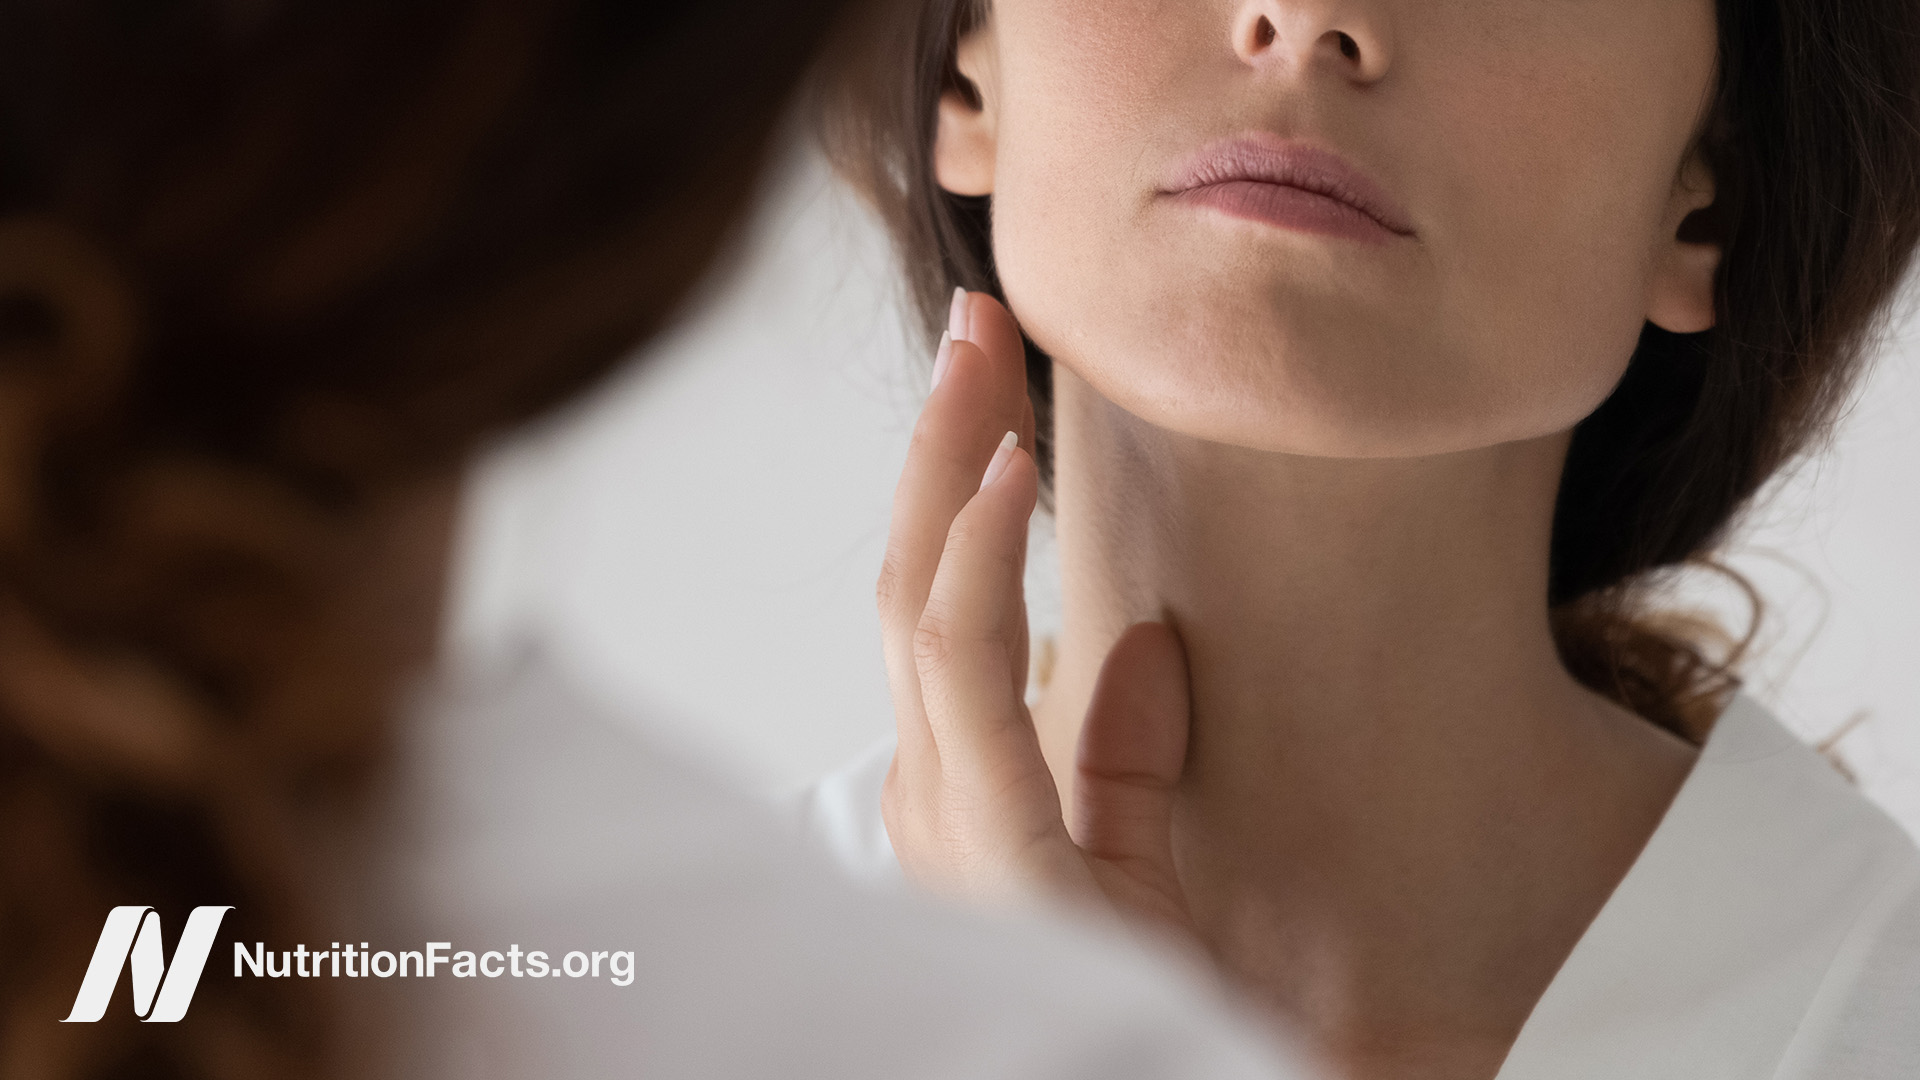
933, 31, 999, 197
1645, 155, 1720, 334
1646, 240, 1721, 334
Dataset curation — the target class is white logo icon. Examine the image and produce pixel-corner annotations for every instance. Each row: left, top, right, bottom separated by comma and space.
63, 906, 232, 1023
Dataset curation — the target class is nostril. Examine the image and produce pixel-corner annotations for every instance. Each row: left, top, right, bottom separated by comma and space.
1253, 15, 1275, 49
1336, 31, 1359, 61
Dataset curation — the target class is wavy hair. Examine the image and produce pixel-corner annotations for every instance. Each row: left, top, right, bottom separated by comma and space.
0, 1, 841, 1076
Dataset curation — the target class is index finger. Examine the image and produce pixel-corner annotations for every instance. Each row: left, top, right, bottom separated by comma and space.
878, 291, 1034, 770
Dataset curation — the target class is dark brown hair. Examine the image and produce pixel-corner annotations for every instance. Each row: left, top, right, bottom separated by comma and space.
0, 0, 842, 1075
821, 0, 1920, 739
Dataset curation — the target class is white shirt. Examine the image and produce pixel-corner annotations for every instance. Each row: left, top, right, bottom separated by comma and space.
798, 695, 1920, 1078
363, 645, 1319, 1079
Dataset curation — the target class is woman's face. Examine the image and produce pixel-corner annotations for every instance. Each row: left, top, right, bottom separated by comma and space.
936, 0, 1722, 457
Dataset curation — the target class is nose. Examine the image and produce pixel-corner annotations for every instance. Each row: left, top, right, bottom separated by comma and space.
1232, 0, 1394, 84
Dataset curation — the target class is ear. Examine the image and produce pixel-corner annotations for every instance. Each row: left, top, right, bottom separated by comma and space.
1644, 151, 1721, 335
934, 24, 1000, 197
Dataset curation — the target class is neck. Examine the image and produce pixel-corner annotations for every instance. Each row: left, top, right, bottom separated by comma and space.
1032, 367, 1694, 1076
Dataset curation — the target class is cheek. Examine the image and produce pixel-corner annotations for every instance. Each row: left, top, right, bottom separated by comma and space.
1433, 93, 1655, 353
994, 0, 1196, 142
1415, 12, 1716, 422
988, 0, 1220, 402
988, 0, 1202, 261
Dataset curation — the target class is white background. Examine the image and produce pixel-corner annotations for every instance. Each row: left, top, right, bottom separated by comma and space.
446, 142, 1920, 839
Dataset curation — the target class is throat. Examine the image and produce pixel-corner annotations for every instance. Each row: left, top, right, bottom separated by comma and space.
1165, 692, 1691, 1079
1030, 370, 1698, 1076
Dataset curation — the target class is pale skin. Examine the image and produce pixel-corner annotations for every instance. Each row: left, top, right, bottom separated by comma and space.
879, 2, 1723, 1078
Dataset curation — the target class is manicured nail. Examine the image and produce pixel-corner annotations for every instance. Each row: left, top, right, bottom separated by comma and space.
948, 286, 970, 342
930, 331, 953, 391
980, 430, 1019, 491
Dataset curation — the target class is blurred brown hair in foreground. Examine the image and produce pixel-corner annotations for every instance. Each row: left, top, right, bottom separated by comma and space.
0, 1, 844, 1076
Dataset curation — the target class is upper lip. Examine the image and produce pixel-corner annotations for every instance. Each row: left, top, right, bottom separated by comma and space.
1163, 136, 1415, 237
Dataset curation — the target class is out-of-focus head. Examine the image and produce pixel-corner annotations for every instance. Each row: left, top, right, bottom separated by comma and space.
1, 0, 836, 484
825, 0, 1920, 731
0, 1, 841, 1074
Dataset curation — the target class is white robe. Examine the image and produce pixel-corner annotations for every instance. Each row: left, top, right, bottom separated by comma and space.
365, 645, 1319, 1079
798, 695, 1920, 1078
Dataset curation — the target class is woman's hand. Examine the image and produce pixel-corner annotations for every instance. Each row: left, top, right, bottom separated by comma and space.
878, 288, 1196, 937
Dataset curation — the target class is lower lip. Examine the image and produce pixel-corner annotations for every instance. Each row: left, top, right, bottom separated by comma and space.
1172, 180, 1399, 243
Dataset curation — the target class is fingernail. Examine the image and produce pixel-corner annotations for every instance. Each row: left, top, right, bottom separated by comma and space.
979, 430, 1019, 491
930, 331, 953, 391
948, 286, 970, 342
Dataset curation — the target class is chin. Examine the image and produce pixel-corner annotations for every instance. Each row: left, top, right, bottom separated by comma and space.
1036, 307, 1445, 458
1060, 326, 1615, 461
1012, 260, 1634, 461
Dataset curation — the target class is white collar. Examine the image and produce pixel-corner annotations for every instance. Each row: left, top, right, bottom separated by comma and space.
1496, 695, 1919, 1078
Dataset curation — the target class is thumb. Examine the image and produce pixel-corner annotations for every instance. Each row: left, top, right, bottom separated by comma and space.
1070, 621, 1191, 886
